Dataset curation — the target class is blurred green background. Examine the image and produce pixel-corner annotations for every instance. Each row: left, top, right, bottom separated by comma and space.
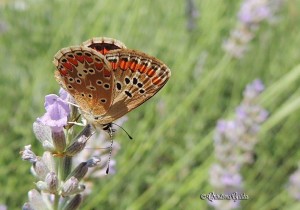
1, 0, 300, 209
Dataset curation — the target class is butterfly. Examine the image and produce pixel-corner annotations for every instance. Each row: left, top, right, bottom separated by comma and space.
53, 37, 171, 131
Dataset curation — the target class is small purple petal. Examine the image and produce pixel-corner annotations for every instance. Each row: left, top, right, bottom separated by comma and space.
59, 88, 69, 101
236, 106, 247, 121
288, 168, 300, 200
37, 94, 70, 132
251, 79, 265, 92
221, 173, 243, 188
216, 120, 228, 134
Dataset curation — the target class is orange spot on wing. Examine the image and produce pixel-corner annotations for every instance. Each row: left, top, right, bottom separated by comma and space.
129, 62, 137, 71
95, 62, 104, 70
84, 55, 93, 63
103, 68, 111, 77
102, 48, 109, 55
67, 58, 78, 66
139, 65, 147, 73
152, 77, 162, 85
59, 68, 68, 76
120, 60, 126, 70
75, 55, 84, 63
62, 62, 73, 70
110, 62, 117, 70
147, 69, 155, 77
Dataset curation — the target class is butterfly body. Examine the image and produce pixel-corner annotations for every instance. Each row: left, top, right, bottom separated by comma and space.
53, 37, 171, 128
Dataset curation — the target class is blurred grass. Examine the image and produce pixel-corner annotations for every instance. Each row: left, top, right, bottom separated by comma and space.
1, 0, 300, 209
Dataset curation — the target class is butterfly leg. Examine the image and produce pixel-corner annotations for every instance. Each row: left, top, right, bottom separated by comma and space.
67, 121, 86, 126
101, 123, 115, 174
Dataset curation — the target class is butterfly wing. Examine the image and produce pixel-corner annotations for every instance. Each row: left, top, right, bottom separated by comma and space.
95, 49, 171, 124
82, 37, 127, 54
53, 46, 115, 117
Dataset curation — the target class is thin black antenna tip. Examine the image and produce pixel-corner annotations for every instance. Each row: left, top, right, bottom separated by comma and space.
106, 167, 109, 174
111, 122, 133, 140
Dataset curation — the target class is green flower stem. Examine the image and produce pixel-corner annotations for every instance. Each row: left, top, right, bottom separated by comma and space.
53, 194, 60, 210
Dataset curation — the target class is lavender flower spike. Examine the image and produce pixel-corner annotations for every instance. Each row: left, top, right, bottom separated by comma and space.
22, 88, 124, 209
223, 0, 283, 58
209, 79, 268, 210
287, 165, 300, 200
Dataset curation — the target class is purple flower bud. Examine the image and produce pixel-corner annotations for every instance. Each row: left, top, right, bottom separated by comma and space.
64, 194, 82, 210
33, 157, 50, 180
22, 203, 34, 210
86, 157, 101, 167
51, 129, 66, 153
21, 145, 37, 163
33, 122, 55, 151
35, 181, 48, 191
67, 162, 89, 181
27, 189, 47, 210
65, 125, 93, 156
45, 172, 58, 193
61, 177, 85, 196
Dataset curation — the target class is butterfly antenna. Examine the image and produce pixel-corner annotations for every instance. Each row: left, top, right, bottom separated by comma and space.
106, 125, 114, 174
111, 122, 133, 140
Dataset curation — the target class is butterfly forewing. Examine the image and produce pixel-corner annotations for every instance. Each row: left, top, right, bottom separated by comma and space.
96, 49, 171, 124
53, 46, 114, 116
